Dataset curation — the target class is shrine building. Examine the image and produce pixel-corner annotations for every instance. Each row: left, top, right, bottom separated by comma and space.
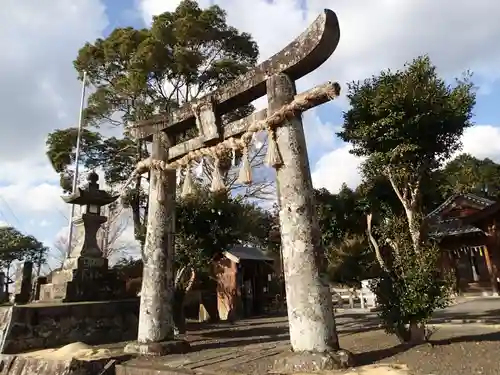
427, 193, 500, 296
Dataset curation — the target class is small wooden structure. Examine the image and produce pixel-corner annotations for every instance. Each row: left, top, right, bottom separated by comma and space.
427, 193, 500, 295
214, 246, 274, 321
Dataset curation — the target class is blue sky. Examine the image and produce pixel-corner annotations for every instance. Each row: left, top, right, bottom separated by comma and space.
103, 0, 142, 33
1, 0, 500, 267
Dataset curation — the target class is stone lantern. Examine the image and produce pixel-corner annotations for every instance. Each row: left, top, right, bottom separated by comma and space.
41, 172, 124, 302
61, 171, 119, 267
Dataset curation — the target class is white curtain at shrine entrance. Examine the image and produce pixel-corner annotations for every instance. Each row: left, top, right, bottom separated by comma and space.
453, 246, 486, 283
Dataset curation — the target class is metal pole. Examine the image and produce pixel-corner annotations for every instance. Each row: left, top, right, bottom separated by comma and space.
66, 71, 87, 257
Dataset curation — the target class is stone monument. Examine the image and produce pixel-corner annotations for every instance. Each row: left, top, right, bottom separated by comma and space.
0, 272, 7, 303
13, 262, 33, 304
39, 172, 125, 302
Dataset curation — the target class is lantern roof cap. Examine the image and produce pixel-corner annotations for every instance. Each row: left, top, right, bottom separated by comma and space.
61, 172, 119, 206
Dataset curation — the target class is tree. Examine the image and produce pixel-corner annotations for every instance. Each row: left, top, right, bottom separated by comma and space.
264, 203, 282, 257
338, 55, 476, 253
438, 153, 500, 199
325, 235, 376, 287
368, 214, 453, 342
339, 55, 474, 342
112, 185, 273, 330
314, 185, 366, 247
45, 0, 270, 252
98, 202, 135, 260
0, 226, 48, 293
313, 186, 375, 284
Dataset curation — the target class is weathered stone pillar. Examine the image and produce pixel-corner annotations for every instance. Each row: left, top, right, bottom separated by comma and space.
267, 73, 339, 352
125, 132, 189, 355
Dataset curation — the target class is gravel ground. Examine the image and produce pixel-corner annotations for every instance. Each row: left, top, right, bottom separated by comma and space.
185, 317, 500, 375
174, 317, 500, 375
341, 325, 500, 375
101, 314, 500, 375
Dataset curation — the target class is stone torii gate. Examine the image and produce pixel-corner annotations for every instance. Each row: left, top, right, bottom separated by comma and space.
125, 9, 348, 366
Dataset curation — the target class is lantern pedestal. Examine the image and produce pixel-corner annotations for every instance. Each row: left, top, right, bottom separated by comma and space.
37, 172, 126, 303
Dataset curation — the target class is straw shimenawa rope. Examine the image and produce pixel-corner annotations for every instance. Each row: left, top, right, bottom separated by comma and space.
119, 81, 340, 195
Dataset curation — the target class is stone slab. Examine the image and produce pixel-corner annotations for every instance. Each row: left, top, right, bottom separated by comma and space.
272, 350, 354, 372
124, 340, 190, 356
0, 353, 130, 375
116, 342, 289, 375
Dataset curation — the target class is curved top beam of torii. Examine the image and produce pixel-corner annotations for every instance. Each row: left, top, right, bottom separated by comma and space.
128, 9, 340, 140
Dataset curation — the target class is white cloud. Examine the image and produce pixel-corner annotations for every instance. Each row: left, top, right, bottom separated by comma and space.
3, 0, 500, 243
1, 159, 59, 186
0, 0, 108, 162
139, 0, 500, 93
302, 111, 338, 152
0, 3, 107, 186
312, 125, 500, 193
0, 0, 108, 244
461, 125, 500, 162
311, 144, 364, 193
137, 0, 500, 195
0, 183, 65, 214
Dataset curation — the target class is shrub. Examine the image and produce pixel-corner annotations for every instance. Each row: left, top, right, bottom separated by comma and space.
369, 216, 454, 342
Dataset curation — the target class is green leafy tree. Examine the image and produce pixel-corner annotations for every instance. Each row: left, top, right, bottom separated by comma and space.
313, 186, 374, 284
0, 226, 48, 293
174, 188, 270, 288
314, 185, 366, 247
326, 235, 376, 286
338, 55, 476, 253
368, 215, 453, 342
45, 0, 268, 252
112, 185, 273, 329
266, 204, 282, 257
339, 55, 475, 342
437, 153, 500, 199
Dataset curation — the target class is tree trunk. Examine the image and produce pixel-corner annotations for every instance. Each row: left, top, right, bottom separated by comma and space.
366, 213, 389, 273
386, 171, 421, 254
268, 73, 338, 352
173, 268, 196, 334
404, 206, 421, 254
137, 132, 176, 344
173, 288, 186, 334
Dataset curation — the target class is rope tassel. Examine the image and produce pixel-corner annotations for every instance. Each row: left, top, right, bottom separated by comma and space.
181, 165, 195, 198
265, 128, 283, 168
125, 82, 341, 197
237, 146, 252, 185
210, 158, 226, 193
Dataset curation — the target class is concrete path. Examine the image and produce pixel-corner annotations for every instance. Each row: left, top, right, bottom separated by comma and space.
432, 297, 500, 324
336, 296, 500, 326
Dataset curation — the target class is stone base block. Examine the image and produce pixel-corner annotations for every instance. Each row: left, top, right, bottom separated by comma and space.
272, 349, 355, 372
124, 339, 190, 356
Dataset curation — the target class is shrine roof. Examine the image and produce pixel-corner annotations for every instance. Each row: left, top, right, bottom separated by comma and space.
223, 246, 273, 263
428, 218, 483, 238
461, 200, 500, 228
426, 193, 495, 239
